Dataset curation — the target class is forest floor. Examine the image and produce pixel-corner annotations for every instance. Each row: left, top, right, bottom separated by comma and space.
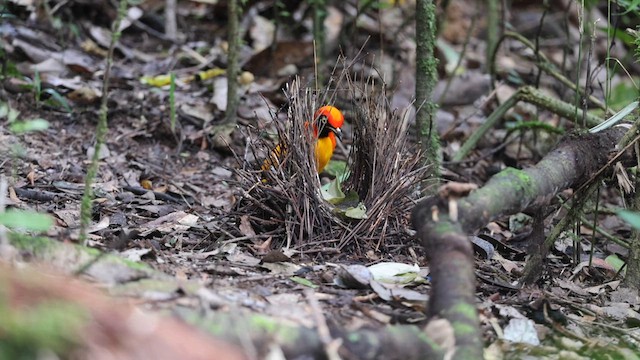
2, 1, 640, 359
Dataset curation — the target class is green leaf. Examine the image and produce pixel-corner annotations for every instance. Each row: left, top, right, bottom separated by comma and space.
0, 209, 53, 232
321, 177, 345, 204
605, 254, 625, 274
618, 210, 640, 230
9, 119, 49, 134
43, 89, 72, 112
7, 106, 20, 123
344, 202, 368, 220
289, 276, 318, 288
0, 102, 9, 119
324, 160, 348, 180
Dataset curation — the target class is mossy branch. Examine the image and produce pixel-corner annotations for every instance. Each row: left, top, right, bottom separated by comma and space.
486, 0, 499, 76
185, 310, 445, 359
79, 0, 128, 244
412, 126, 633, 359
524, 121, 640, 284
225, 0, 240, 125
311, 0, 326, 86
415, 0, 440, 181
490, 31, 613, 116
452, 86, 603, 162
622, 119, 640, 288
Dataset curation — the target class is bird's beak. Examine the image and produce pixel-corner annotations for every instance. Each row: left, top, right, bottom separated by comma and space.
333, 127, 343, 140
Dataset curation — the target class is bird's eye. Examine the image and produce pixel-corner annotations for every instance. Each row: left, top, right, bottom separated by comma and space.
316, 115, 328, 129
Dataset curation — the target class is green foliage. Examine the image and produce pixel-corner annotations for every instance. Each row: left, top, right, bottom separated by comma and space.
323, 159, 348, 181
0, 210, 53, 232
505, 120, 565, 137
605, 254, 626, 274
320, 174, 368, 220
275, 0, 291, 17
344, 202, 368, 220
0, 102, 22, 124
0, 297, 88, 359
0, 101, 53, 233
1, 102, 49, 133
358, 0, 394, 11
321, 176, 346, 204
634, 27, 640, 62
79, 0, 129, 243
8, 233, 55, 254
606, 81, 640, 112
42, 88, 72, 112
9, 118, 49, 134
20, 73, 72, 112
617, 0, 640, 14
33, 70, 41, 104
618, 210, 640, 230
289, 276, 318, 288
169, 72, 176, 133
598, 25, 636, 47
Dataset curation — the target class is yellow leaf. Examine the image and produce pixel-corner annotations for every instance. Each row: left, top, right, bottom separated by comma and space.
198, 67, 226, 81
140, 74, 172, 87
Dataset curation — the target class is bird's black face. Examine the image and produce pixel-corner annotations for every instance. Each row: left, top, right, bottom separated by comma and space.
317, 115, 342, 140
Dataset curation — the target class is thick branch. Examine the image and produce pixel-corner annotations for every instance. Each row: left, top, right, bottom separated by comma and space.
412, 126, 631, 359
185, 311, 444, 359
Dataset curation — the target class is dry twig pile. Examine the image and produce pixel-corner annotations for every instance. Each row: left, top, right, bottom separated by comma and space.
234, 69, 432, 258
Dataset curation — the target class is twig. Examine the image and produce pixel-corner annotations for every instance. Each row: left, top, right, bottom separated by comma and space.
305, 289, 342, 360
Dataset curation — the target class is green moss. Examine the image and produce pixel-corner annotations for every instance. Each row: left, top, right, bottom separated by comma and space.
243, 313, 276, 332
111, 278, 182, 297
450, 303, 477, 320
346, 332, 362, 342
451, 322, 477, 336
432, 221, 459, 235
0, 297, 89, 359
117, 257, 153, 272
10, 233, 154, 274
180, 310, 226, 335
497, 167, 536, 199
8, 234, 54, 254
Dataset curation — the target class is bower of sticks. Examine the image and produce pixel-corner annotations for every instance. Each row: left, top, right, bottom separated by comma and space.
230, 68, 432, 259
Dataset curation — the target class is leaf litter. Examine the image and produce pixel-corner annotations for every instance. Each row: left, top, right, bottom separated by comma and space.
1, 0, 640, 358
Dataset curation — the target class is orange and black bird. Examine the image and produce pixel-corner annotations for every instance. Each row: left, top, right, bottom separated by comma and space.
262, 105, 344, 176
312, 105, 344, 173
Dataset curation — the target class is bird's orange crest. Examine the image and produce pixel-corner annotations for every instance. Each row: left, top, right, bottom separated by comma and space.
314, 105, 344, 131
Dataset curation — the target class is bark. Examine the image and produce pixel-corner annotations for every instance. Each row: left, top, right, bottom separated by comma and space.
225, 0, 240, 125
412, 126, 632, 359
624, 125, 640, 289
415, 0, 440, 180
312, 0, 326, 85
486, 0, 499, 75
184, 310, 445, 360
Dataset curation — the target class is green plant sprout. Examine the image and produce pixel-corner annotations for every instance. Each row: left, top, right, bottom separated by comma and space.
169, 72, 177, 133
0, 101, 53, 233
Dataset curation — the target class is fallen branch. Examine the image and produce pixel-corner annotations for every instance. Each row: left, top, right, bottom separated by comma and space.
412, 126, 633, 359
183, 310, 445, 359
453, 86, 602, 162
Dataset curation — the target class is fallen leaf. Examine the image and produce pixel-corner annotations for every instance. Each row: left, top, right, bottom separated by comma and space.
239, 215, 256, 237
502, 318, 540, 346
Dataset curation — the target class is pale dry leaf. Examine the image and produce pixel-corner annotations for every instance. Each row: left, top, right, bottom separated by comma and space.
239, 215, 256, 237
